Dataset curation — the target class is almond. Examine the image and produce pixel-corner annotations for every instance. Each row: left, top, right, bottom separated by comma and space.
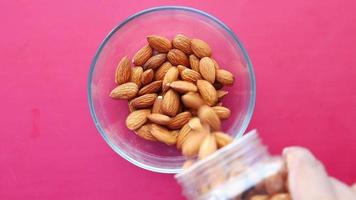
270, 194, 291, 200
214, 132, 233, 148
197, 80, 218, 106
161, 89, 180, 117
147, 113, 171, 125
217, 90, 228, 100
199, 57, 216, 83
188, 117, 204, 131
167, 49, 189, 66
212, 106, 231, 119
130, 93, 157, 108
141, 69, 154, 85
138, 80, 162, 95
249, 195, 269, 200
211, 58, 220, 69
162, 67, 179, 92
133, 45, 153, 66
125, 109, 151, 130
198, 133, 217, 159
130, 66, 143, 88
147, 35, 172, 53
169, 81, 198, 93
155, 62, 172, 80
182, 131, 207, 157
128, 102, 136, 112
181, 68, 202, 82
213, 81, 224, 90
172, 34, 192, 55
198, 105, 221, 131
110, 82, 138, 99
135, 124, 157, 141
150, 124, 177, 145
189, 54, 200, 72
176, 123, 192, 149
152, 96, 163, 113
191, 39, 212, 58
143, 53, 166, 69
181, 92, 205, 109
115, 56, 131, 85
177, 65, 188, 75
216, 69, 234, 85
167, 111, 192, 129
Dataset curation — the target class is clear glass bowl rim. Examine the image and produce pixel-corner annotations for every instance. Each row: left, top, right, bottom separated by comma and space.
87, 5, 256, 174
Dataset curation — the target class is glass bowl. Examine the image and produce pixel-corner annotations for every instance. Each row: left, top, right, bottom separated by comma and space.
88, 6, 255, 174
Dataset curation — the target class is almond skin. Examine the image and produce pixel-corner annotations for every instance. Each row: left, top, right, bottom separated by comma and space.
177, 65, 188, 75
147, 35, 172, 53
169, 81, 198, 93
130, 93, 157, 109
199, 57, 216, 83
176, 123, 192, 149
152, 96, 163, 113
110, 82, 138, 99
125, 109, 151, 130
212, 106, 231, 119
188, 117, 204, 131
130, 66, 143, 88
182, 131, 207, 157
198, 133, 217, 159
150, 124, 177, 145
135, 124, 157, 141
138, 80, 162, 95
214, 132, 233, 148
162, 67, 179, 92
115, 56, 131, 85
167, 49, 189, 66
172, 34, 192, 55
217, 90, 229, 100
181, 92, 205, 109
161, 89, 180, 117
143, 53, 166, 69
191, 39, 212, 58
181, 68, 202, 82
147, 113, 171, 125
133, 45, 153, 66
189, 54, 200, 72
167, 111, 192, 129
216, 69, 234, 85
155, 62, 172, 80
198, 105, 221, 131
211, 58, 220, 69
197, 80, 218, 106
141, 69, 154, 85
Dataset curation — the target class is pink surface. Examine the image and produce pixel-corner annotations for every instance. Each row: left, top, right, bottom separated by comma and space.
1, 0, 355, 199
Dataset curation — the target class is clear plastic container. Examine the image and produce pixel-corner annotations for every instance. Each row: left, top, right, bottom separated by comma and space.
175, 130, 289, 200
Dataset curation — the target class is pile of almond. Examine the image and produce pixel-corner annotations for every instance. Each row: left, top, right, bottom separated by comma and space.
110, 34, 235, 161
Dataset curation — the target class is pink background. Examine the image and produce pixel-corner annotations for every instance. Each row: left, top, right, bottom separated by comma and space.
1, 0, 355, 199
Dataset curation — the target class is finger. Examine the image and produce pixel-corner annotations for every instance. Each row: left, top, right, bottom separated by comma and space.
283, 147, 337, 200
330, 177, 356, 199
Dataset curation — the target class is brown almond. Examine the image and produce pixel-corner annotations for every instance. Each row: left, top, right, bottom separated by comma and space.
162, 67, 179, 92
177, 65, 188, 75
161, 89, 180, 117
128, 102, 136, 112
172, 34, 192, 54
197, 80, 218, 106
182, 131, 207, 157
115, 56, 131, 85
150, 124, 177, 145
189, 54, 200, 72
152, 96, 163, 113
188, 117, 204, 131
191, 39, 212, 58
176, 123, 192, 149
125, 109, 151, 130
141, 69, 154, 85
198, 133, 217, 159
110, 82, 138, 99
155, 62, 172, 80
167, 111, 192, 129
130, 93, 157, 108
212, 106, 231, 119
147, 35, 172, 53
130, 66, 143, 88
217, 90, 229, 100
169, 81, 198, 93
135, 124, 157, 141
216, 69, 234, 85
138, 80, 162, 95
143, 53, 166, 69
167, 49, 189, 66
181, 92, 205, 109
199, 57, 216, 83
133, 45, 153, 66
181, 68, 202, 82
211, 58, 220, 69
214, 132, 233, 148
198, 105, 221, 131
147, 113, 171, 125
